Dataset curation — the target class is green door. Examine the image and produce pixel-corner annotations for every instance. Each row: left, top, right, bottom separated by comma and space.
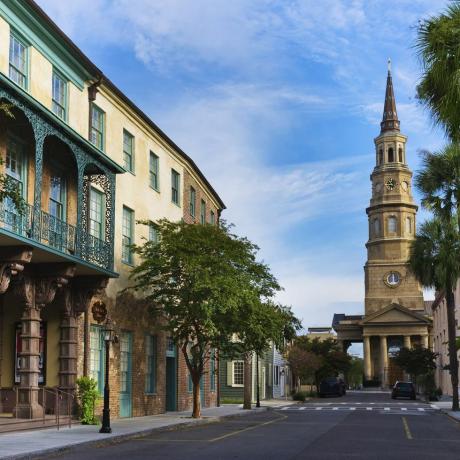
119, 331, 133, 417
166, 338, 177, 411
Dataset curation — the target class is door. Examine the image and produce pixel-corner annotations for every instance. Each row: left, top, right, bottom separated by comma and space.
280, 368, 285, 397
119, 331, 133, 417
166, 337, 177, 411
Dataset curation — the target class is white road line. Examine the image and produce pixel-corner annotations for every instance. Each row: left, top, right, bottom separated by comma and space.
401, 408, 407, 411
418, 408, 425, 412
349, 407, 356, 411
332, 407, 339, 411
315, 407, 322, 410
366, 407, 373, 411
299, 407, 307, 410
384, 407, 390, 411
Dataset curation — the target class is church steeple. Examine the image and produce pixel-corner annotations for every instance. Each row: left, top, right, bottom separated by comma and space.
380, 59, 400, 133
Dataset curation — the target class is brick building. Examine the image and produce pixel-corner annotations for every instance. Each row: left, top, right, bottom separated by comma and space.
0, 0, 224, 422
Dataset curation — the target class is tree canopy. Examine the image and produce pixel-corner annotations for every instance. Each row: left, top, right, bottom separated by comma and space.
392, 346, 437, 383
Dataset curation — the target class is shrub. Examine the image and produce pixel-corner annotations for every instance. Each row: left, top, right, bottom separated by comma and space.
76, 377, 100, 425
292, 391, 307, 402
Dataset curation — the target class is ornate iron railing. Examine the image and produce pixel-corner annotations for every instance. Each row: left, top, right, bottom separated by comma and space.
0, 202, 111, 270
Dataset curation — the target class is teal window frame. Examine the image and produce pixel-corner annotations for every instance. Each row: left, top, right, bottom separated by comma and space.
149, 224, 159, 243
149, 151, 159, 191
210, 210, 215, 225
122, 206, 134, 264
145, 335, 157, 394
171, 169, 180, 206
90, 104, 105, 151
200, 199, 206, 224
89, 325, 105, 394
123, 130, 135, 173
9, 32, 28, 90
52, 70, 67, 121
189, 187, 196, 218
89, 187, 105, 240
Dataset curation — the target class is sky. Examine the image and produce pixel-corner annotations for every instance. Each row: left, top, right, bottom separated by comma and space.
37, 0, 450, 342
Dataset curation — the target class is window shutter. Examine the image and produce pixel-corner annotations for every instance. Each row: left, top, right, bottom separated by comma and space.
227, 361, 233, 386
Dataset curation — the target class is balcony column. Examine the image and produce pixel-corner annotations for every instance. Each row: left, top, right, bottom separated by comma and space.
380, 336, 388, 388
32, 125, 47, 241
363, 336, 372, 381
13, 265, 75, 419
421, 335, 429, 349
404, 335, 411, 349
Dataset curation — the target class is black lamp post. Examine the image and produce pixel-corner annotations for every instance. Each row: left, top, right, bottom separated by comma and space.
256, 354, 261, 408
100, 316, 114, 434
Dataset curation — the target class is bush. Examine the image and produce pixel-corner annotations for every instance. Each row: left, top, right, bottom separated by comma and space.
292, 391, 307, 402
76, 377, 99, 425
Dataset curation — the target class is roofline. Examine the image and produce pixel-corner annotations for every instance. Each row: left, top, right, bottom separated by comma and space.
24, 0, 226, 210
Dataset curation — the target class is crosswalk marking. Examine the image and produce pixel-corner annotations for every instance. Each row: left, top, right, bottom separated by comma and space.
277, 405, 437, 414
349, 407, 356, 411
417, 408, 425, 412
315, 407, 322, 410
401, 408, 407, 411
384, 407, 390, 411
366, 407, 373, 411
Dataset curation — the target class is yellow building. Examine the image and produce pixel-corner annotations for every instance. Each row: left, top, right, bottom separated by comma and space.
333, 64, 432, 388
0, 0, 224, 421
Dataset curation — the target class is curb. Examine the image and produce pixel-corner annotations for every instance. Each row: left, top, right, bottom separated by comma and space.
1, 407, 270, 460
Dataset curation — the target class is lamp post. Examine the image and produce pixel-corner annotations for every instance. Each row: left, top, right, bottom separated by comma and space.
100, 316, 114, 434
256, 354, 260, 408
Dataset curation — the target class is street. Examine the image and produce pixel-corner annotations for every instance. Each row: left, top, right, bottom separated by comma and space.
53, 392, 460, 460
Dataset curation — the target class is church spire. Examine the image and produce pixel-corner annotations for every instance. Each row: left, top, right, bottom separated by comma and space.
380, 59, 400, 133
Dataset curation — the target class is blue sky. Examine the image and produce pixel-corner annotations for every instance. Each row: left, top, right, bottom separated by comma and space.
38, 0, 449, 338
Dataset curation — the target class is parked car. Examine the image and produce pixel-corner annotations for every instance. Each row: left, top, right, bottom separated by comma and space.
319, 378, 345, 397
391, 381, 416, 400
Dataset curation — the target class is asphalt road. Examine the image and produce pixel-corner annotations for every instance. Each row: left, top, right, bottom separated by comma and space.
54, 392, 460, 460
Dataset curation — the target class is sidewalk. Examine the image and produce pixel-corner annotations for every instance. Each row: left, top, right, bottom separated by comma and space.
0, 401, 296, 460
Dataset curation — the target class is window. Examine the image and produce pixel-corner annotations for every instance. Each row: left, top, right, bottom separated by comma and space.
149, 224, 159, 243
188, 372, 193, 393
89, 188, 104, 240
189, 187, 196, 217
123, 130, 135, 172
89, 325, 104, 394
149, 152, 159, 190
49, 173, 66, 221
378, 149, 383, 165
405, 217, 412, 234
388, 216, 397, 233
9, 33, 28, 89
171, 169, 180, 205
233, 361, 244, 386
200, 199, 206, 224
373, 218, 380, 237
210, 210, 215, 225
398, 147, 403, 163
122, 206, 134, 264
210, 349, 216, 391
274, 365, 280, 386
90, 104, 105, 150
145, 335, 157, 393
388, 147, 394, 162
52, 71, 67, 120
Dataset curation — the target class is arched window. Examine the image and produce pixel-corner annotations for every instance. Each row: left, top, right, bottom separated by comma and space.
405, 217, 411, 234
378, 149, 383, 165
388, 147, 394, 162
373, 218, 380, 236
398, 147, 403, 162
388, 216, 397, 233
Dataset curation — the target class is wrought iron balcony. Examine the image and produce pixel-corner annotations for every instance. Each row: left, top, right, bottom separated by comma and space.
0, 202, 111, 270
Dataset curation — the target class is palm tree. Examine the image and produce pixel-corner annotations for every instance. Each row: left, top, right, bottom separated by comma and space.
416, 1, 460, 142
410, 218, 460, 411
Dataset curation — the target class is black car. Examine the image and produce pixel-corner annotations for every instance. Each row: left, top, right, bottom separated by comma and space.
319, 378, 346, 397
391, 381, 416, 400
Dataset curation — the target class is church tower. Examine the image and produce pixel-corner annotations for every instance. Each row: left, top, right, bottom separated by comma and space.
364, 61, 424, 314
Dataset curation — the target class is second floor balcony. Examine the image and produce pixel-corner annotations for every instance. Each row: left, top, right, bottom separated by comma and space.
0, 75, 123, 275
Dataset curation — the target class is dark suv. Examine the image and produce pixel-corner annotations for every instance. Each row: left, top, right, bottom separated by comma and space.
319, 378, 346, 397
391, 381, 416, 400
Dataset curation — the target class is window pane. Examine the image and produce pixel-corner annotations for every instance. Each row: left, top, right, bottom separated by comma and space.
200, 200, 206, 224
52, 72, 66, 120
149, 152, 159, 189
171, 170, 180, 205
123, 130, 134, 172
9, 34, 27, 89
89, 188, 104, 239
189, 187, 195, 217
234, 361, 244, 385
89, 326, 104, 393
90, 105, 104, 150
122, 207, 134, 263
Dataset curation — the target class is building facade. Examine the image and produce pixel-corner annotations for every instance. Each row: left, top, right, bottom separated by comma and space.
0, 0, 224, 420
333, 64, 432, 388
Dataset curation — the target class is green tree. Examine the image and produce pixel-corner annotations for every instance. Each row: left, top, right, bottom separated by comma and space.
129, 219, 283, 418
409, 217, 460, 410
287, 346, 322, 390
416, 2, 460, 142
347, 357, 363, 389
393, 345, 437, 385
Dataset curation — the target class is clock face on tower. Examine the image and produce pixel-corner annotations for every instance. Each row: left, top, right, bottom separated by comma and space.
385, 178, 396, 190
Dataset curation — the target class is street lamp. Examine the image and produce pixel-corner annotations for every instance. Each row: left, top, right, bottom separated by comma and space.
100, 316, 114, 434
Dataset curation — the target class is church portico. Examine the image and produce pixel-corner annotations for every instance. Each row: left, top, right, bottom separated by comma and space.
333, 62, 432, 388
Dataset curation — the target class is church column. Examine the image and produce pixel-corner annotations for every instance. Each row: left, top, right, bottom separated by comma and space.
380, 336, 388, 387
364, 336, 372, 381
421, 335, 429, 349
404, 335, 411, 349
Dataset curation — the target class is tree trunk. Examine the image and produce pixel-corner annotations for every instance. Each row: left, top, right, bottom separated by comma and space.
243, 353, 252, 410
446, 289, 459, 411
192, 374, 201, 418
